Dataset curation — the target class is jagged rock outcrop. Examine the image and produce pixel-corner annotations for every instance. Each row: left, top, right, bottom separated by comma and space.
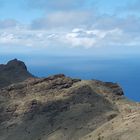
0, 59, 34, 88
0, 60, 139, 140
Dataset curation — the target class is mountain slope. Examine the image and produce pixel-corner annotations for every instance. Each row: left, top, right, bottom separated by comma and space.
0, 59, 34, 88
0, 74, 125, 140
0, 60, 140, 140
81, 99, 140, 140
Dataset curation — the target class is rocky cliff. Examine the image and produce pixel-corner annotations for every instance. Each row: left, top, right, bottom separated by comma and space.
0, 60, 140, 140
0, 59, 34, 88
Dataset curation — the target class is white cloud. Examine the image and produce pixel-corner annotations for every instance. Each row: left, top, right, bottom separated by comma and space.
0, 26, 139, 50
31, 10, 93, 29
62, 28, 124, 48
0, 13, 140, 51
65, 33, 96, 48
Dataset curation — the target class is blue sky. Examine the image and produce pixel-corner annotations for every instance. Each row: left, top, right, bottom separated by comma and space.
0, 0, 140, 56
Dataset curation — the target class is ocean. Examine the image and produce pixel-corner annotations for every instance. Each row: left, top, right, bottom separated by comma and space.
1, 54, 140, 101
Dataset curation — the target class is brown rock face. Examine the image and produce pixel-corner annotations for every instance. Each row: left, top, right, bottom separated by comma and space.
0, 59, 139, 140
0, 72, 125, 140
0, 59, 34, 88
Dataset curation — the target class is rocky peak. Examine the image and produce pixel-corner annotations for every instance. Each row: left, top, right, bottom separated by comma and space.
0, 59, 34, 88
6, 59, 27, 70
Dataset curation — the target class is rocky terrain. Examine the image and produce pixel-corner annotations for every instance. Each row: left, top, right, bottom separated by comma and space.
0, 59, 34, 88
0, 59, 140, 140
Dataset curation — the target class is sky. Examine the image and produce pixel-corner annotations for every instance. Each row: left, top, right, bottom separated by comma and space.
0, 0, 140, 56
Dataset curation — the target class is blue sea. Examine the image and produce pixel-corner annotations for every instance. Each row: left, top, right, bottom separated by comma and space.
1, 54, 140, 101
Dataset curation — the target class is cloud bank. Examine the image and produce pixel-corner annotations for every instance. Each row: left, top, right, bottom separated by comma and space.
0, 0, 140, 54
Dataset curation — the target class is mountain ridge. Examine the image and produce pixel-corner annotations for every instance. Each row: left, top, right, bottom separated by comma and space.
0, 59, 139, 140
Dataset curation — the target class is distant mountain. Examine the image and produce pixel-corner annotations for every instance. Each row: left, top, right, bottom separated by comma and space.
0, 59, 34, 88
0, 60, 140, 140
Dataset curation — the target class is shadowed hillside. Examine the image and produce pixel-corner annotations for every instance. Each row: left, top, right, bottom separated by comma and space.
0, 60, 140, 140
